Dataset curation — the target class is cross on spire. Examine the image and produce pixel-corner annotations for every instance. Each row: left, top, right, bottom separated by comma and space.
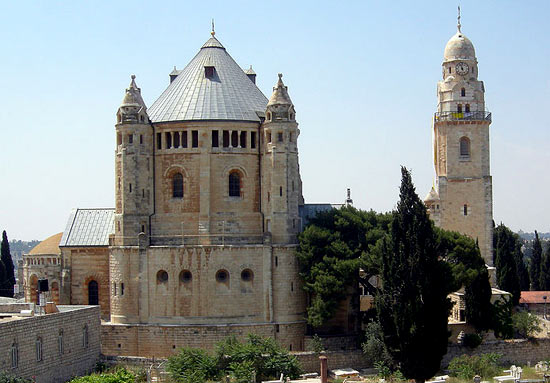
457, 6, 462, 32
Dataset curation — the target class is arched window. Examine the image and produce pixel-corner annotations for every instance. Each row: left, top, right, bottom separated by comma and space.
460, 137, 470, 157
157, 270, 168, 284
36, 337, 43, 362
11, 342, 18, 368
461, 87, 466, 97
88, 280, 99, 305
457, 104, 462, 113
82, 325, 89, 348
229, 172, 241, 197
465, 104, 470, 113
172, 173, 183, 198
58, 329, 64, 355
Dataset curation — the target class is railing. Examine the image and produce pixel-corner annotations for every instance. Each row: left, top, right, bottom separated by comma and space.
434, 111, 491, 122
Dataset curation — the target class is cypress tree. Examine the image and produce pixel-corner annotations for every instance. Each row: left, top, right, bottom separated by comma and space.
0, 231, 15, 297
540, 246, 550, 290
514, 239, 530, 291
531, 231, 543, 290
494, 224, 520, 305
376, 167, 451, 383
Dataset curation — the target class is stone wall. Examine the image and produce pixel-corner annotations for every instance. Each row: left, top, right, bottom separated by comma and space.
0, 305, 101, 383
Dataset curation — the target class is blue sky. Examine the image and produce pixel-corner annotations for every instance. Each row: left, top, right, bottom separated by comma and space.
1, 1, 549, 240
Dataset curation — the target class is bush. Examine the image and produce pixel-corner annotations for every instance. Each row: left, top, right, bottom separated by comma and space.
462, 333, 482, 348
512, 311, 542, 338
68, 368, 136, 383
0, 372, 32, 383
167, 348, 219, 383
448, 353, 502, 379
310, 334, 325, 353
362, 321, 394, 369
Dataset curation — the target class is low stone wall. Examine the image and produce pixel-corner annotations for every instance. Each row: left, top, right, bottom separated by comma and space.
443, 338, 550, 367
294, 351, 369, 373
304, 335, 358, 351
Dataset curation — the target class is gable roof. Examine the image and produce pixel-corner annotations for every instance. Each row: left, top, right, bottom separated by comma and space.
520, 291, 550, 304
148, 36, 268, 123
60, 208, 115, 247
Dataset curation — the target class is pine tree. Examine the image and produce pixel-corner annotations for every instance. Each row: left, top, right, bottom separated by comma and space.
376, 167, 452, 383
531, 231, 543, 290
0, 231, 15, 297
540, 246, 550, 290
494, 224, 521, 305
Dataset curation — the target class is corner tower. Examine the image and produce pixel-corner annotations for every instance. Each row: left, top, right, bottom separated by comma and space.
425, 15, 493, 264
114, 76, 154, 245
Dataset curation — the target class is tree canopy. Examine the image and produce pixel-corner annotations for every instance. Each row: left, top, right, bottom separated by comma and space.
530, 231, 543, 290
375, 167, 452, 382
494, 224, 521, 304
0, 231, 15, 298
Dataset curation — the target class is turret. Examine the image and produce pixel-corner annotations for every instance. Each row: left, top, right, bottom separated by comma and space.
262, 74, 303, 244
114, 75, 154, 246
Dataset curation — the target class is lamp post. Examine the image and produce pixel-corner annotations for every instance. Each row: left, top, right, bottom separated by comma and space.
543, 295, 547, 320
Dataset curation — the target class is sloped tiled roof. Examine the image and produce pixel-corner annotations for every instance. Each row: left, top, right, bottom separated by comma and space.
148, 36, 268, 123
520, 291, 550, 304
29, 232, 62, 255
60, 209, 115, 247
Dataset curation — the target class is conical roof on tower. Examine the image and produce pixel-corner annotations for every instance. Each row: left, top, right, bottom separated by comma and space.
121, 75, 147, 111
267, 73, 293, 106
148, 35, 268, 123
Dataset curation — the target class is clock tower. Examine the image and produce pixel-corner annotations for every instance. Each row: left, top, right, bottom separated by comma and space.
424, 13, 494, 265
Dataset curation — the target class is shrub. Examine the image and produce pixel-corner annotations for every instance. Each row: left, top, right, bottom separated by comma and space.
362, 321, 394, 369
167, 348, 219, 383
0, 372, 32, 383
448, 353, 502, 379
512, 311, 542, 338
462, 333, 482, 348
310, 334, 325, 353
68, 368, 136, 383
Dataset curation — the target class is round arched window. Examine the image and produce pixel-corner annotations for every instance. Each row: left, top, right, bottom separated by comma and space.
241, 269, 253, 282
157, 270, 169, 283
179, 270, 192, 284
216, 269, 229, 283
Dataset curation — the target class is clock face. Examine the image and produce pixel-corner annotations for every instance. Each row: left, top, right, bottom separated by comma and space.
455, 62, 469, 75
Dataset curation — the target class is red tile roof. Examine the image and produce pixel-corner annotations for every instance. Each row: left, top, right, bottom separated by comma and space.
520, 291, 550, 304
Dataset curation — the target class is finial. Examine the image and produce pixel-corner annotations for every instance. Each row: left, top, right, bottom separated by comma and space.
278, 73, 283, 80
457, 5, 462, 32
131, 74, 136, 80
211, 19, 215, 36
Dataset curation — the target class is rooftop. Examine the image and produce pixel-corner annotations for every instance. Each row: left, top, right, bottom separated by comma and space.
28, 232, 63, 255
520, 291, 550, 304
60, 208, 114, 247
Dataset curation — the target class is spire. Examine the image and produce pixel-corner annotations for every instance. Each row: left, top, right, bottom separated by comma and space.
118, 74, 147, 123
267, 73, 293, 106
211, 19, 215, 37
121, 74, 146, 109
457, 6, 462, 32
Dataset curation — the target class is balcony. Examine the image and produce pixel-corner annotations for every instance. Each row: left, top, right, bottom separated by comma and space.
434, 111, 491, 123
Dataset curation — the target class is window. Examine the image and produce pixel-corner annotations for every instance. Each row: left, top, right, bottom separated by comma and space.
157, 270, 169, 283
117, 133, 122, 146
459, 136, 470, 157
216, 269, 229, 283
278, 132, 283, 142
289, 132, 293, 142
58, 330, 64, 355
182, 131, 188, 148
88, 280, 99, 305
128, 134, 133, 144
180, 270, 192, 284
275, 256, 278, 267
192, 131, 198, 147
291, 282, 294, 292
113, 282, 117, 296
172, 173, 184, 198
279, 186, 283, 197
83, 326, 89, 348
174, 132, 180, 148
205, 66, 214, 78
11, 342, 18, 368
223, 130, 229, 147
465, 104, 470, 113
231, 131, 238, 147
241, 269, 253, 282
240, 131, 247, 148
463, 204, 468, 216
448, 67, 451, 74
267, 112, 271, 121
212, 130, 219, 147
140, 135, 143, 144
251, 132, 257, 149
157, 133, 162, 149
267, 132, 272, 143
229, 172, 241, 197
457, 104, 462, 113
461, 88, 466, 97
165, 132, 172, 148
129, 183, 132, 193
121, 283, 124, 296
36, 337, 43, 362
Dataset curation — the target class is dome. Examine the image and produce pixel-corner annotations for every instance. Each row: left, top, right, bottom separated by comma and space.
424, 187, 440, 203
443, 31, 476, 62
29, 232, 62, 255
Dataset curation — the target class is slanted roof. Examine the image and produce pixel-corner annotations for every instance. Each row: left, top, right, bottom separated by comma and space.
60, 208, 115, 247
148, 36, 269, 123
520, 291, 550, 304
29, 232, 62, 255
299, 204, 344, 231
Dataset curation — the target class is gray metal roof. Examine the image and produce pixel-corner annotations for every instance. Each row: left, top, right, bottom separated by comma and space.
60, 208, 115, 247
299, 204, 344, 231
148, 36, 268, 123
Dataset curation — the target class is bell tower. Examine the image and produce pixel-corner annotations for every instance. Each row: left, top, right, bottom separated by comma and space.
425, 12, 493, 265
114, 75, 154, 246
262, 74, 303, 244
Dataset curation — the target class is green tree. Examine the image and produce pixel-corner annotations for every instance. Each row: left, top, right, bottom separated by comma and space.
512, 311, 542, 338
540, 245, 550, 290
0, 231, 15, 297
514, 240, 530, 291
494, 224, 521, 305
530, 231, 543, 290
376, 167, 452, 383
296, 206, 391, 328
436, 229, 493, 331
